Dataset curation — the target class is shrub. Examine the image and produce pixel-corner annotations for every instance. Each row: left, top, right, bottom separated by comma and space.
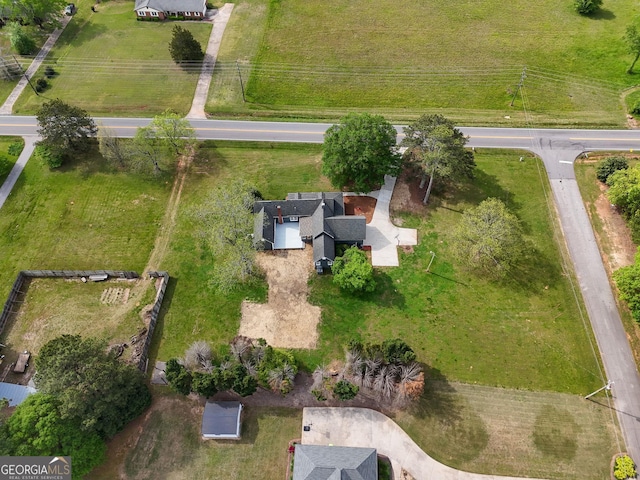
332, 246, 376, 293
614, 455, 637, 480
381, 339, 416, 365
7, 22, 36, 55
0, 155, 11, 178
165, 358, 193, 395
631, 101, 640, 116
8, 141, 23, 157
44, 66, 55, 78
597, 156, 629, 184
311, 389, 327, 401
35, 143, 63, 168
191, 372, 218, 397
574, 0, 602, 14
35, 78, 48, 93
333, 380, 359, 401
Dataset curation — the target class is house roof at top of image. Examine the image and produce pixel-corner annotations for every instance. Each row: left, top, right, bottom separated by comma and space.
292, 444, 377, 480
134, 0, 206, 11
201, 401, 243, 439
0, 382, 36, 407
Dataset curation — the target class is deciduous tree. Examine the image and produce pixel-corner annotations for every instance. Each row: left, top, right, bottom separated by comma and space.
3, 394, 106, 479
451, 198, 525, 277
596, 156, 628, 184
192, 179, 259, 292
332, 246, 376, 293
34, 335, 151, 438
401, 114, 475, 204
169, 25, 204, 64
574, 0, 602, 15
148, 111, 196, 156
626, 25, 640, 74
7, 22, 36, 55
322, 113, 401, 193
0, 0, 65, 28
36, 99, 97, 168
98, 127, 129, 168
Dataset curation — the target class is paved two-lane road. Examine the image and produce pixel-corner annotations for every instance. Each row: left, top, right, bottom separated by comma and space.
2, 115, 640, 469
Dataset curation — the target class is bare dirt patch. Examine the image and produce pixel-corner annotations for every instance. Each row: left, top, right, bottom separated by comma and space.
390, 171, 428, 215
240, 248, 321, 349
343, 195, 376, 223
593, 182, 636, 271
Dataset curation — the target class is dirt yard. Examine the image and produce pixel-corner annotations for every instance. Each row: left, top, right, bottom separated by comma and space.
343, 195, 376, 223
239, 248, 321, 349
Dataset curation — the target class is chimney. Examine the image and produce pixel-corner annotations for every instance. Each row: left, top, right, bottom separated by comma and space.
277, 206, 283, 224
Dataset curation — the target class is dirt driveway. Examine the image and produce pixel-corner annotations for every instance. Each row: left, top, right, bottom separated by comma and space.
239, 248, 321, 349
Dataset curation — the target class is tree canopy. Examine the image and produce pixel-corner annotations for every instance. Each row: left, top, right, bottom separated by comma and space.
625, 25, 640, 74
332, 246, 376, 293
7, 22, 36, 55
192, 179, 259, 292
613, 249, 640, 322
322, 113, 402, 193
596, 156, 628, 184
451, 198, 525, 277
169, 25, 204, 64
1, 394, 106, 479
0, 0, 65, 28
574, 0, 602, 15
401, 114, 475, 204
36, 99, 97, 168
34, 334, 151, 438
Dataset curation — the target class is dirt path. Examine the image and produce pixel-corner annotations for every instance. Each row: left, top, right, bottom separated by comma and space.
239, 248, 321, 349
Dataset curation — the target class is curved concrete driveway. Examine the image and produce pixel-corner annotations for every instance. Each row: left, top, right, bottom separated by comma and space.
302, 407, 546, 480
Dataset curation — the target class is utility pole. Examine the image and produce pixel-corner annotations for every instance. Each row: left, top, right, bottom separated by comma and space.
236, 60, 246, 103
13, 55, 38, 96
509, 67, 526, 107
427, 251, 436, 272
585, 380, 613, 400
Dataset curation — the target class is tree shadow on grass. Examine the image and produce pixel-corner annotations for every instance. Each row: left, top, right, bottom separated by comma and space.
365, 271, 405, 309
56, 21, 108, 49
408, 365, 461, 425
589, 8, 615, 20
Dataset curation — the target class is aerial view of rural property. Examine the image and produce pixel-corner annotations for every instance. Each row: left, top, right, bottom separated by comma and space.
2, 0, 640, 479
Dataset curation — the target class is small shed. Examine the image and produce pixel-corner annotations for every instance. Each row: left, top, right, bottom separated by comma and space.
201, 401, 243, 440
0, 382, 36, 407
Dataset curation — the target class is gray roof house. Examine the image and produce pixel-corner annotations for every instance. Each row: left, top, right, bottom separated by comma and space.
253, 192, 366, 273
134, 0, 206, 20
201, 401, 243, 440
292, 445, 378, 480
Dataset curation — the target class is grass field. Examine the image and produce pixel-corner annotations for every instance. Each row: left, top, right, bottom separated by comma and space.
207, 0, 635, 126
12, 0, 212, 116
0, 147, 172, 315
151, 144, 602, 394
395, 382, 621, 479
90, 392, 302, 480
0, 137, 24, 185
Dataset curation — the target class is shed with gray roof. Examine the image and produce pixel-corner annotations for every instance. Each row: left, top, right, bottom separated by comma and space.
292, 444, 377, 480
201, 401, 243, 440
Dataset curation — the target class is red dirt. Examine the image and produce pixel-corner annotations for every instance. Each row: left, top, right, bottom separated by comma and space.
343, 195, 376, 224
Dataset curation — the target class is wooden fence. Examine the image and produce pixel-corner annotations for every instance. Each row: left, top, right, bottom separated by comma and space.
138, 271, 169, 372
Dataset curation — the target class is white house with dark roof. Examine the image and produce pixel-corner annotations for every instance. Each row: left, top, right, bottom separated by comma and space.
292, 444, 378, 480
253, 192, 366, 273
134, 0, 206, 20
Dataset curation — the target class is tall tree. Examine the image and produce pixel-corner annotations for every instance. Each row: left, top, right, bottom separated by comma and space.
129, 126, 169, 175
34, 335, 151, 438
451, 198, 525, 278
625, 25, 640, 74
192, 179, 259, 292
401, 114, 475, 204
322, 113, 402, 193
169, 25, 204, 64
36, 99, 97, 168
0, 0, 65, 28
7, 22, 36, 55
4, 394, 106, 479
148, 111, 196, 156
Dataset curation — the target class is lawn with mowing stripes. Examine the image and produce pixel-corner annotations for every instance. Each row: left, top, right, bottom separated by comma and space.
12, 0, 211, 116
208, 0, 635, 126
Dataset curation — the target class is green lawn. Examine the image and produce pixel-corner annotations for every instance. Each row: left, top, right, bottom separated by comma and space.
12, 0, 212, 116
153, 141, 330, 360
0, 147, 172, 309
208, 0, 635, 126
0, 137, 24, 185
91, 392, 301, 480
395, 382, 620, 479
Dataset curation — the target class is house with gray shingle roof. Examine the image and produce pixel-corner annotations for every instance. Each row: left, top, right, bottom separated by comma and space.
134, 0, 206, 20
253, 192, 366, 273
292, 445, 378, 480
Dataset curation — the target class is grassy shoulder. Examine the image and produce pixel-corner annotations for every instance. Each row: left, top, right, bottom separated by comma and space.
207, 0, 631, 126
0, 137, 25, 184
12, 1, 212, 116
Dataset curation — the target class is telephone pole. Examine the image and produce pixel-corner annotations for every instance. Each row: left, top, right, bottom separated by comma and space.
13, 55, 38, 96
509, 67, 526, 107
585, 380, 613, 400
236, 60, 246, 103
